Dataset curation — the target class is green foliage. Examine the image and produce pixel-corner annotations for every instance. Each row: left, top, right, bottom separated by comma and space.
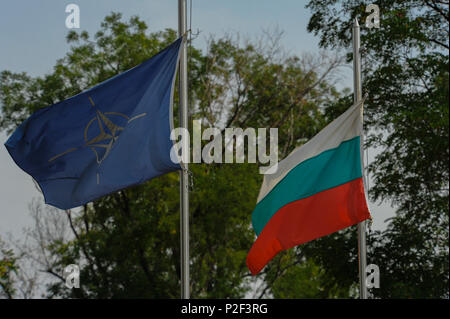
306, 0, 449, 298
44, 164, 261, 298
0, 237, 18, 299
271, 255, 349, 299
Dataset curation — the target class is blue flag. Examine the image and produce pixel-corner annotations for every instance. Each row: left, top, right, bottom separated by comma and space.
5, 38, 183, 209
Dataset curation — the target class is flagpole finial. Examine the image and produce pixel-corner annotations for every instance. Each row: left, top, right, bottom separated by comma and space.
354, 17, 360, 27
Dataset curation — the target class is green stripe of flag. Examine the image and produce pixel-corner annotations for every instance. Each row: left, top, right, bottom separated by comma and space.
252, 136, 362, 235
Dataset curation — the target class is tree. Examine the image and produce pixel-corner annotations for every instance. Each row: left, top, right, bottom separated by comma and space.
0, 13, 342, 298
0, 237, 17, 299
305, 0, 449, 298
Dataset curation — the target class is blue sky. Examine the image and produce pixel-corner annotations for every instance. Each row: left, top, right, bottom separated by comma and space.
0, 1, 393, 238
0, 0, 320, 76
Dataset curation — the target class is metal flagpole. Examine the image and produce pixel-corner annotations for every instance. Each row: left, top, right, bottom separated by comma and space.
353, 17, 367, 299
178, 0, 190, 299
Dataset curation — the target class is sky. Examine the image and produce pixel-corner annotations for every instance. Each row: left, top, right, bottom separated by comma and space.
0, 0, 395, 240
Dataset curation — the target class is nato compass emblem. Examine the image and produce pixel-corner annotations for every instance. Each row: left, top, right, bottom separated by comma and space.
48, 96, 146, 184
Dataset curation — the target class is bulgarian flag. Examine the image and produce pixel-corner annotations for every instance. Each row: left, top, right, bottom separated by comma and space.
247, 99, 371, 275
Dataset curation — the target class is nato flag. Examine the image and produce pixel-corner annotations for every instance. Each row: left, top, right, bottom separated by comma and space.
5, 37, 183, 209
